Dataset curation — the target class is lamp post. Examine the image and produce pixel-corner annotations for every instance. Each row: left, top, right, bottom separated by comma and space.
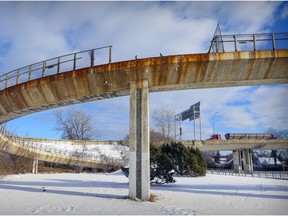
213, 111, 219, 135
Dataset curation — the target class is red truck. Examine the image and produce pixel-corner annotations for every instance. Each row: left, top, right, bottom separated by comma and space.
209, 133, 222, 140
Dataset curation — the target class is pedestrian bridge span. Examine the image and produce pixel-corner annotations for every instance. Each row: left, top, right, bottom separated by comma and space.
0, 49, 287, 124
0, 131, 127, 171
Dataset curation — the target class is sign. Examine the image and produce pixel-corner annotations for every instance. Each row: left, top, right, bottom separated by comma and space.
189, 101, 200, 121
175, 102, 200, 121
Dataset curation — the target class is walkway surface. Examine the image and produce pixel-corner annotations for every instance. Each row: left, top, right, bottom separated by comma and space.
0, 172, 287, 215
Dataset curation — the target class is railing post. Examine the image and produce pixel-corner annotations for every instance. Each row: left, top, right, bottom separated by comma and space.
5, 74, 8, 89
233, 35, 238, 52
42, 61, 46, 78
109, 46, 112, 63
90, 49, 94, 67
57, 57, 60, 73
272, 33, 276, 50
16, 69, 20, 85
253, 34, 256, 51
73, 53, 77, 70
28, 65, 32, 81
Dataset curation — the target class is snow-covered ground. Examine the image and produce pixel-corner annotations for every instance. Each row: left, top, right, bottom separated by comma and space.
0, 172, 287, 215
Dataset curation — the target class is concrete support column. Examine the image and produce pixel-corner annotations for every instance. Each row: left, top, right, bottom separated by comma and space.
243, 149, 253, 174
233, 150, 241, 173
129, 80, 150, 201
32, 157, 39, 174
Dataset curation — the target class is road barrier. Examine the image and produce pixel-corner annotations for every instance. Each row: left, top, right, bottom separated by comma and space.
208, 169, 288, 180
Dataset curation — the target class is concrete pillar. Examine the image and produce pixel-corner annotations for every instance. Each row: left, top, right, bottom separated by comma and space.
243, 149, 253, 174
233, 150, 241, 173
129, 80, 150, 201
32, 157, 39, 174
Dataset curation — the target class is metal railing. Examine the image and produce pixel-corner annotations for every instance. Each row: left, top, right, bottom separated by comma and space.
0, 45, 112, 91
208, 32, 288, 53
208, 169, 288, 180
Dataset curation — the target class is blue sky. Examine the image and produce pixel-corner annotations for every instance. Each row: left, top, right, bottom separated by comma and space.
0, 1, 288, 141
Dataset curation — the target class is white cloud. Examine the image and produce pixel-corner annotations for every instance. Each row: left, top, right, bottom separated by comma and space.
247, 85, 288, 129
281, 3, 288, 19
1, 1, 282, 71
217, 2, 280, 33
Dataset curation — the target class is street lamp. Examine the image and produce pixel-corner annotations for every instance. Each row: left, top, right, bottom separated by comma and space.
213, 111, 219, 135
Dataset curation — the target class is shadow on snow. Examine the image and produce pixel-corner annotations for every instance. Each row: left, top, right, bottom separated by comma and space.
0, 175, 287, 200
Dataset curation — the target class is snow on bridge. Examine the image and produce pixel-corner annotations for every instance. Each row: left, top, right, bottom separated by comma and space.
0, 131, 128, 169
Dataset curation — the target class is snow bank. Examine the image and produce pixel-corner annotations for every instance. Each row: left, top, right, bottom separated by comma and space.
0, 172, 287, 215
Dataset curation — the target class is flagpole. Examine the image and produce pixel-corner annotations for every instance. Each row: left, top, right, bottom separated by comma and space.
199, 113, 202, 140
193, 106, 196, 140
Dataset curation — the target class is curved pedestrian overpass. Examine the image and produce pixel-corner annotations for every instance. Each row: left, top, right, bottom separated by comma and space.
0, 32, 288, 200
0, 49, 287, 123
0, 130, 127, 172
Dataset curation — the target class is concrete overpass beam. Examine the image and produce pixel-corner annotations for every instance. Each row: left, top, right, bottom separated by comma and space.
129, 80, 150, 201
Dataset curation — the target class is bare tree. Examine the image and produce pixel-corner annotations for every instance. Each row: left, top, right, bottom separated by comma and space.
264, 128, 288, 166
54, 109, 98, 172
256, 150, 271, 157
152, 106, 176, 143
54, 109, 98, 140
265, 128, 286, 164
276, 129, 288, 139
150, 130, 166, 146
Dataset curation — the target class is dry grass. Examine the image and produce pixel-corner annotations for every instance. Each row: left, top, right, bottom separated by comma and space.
149, 193, 158, 202
125, 193, 158, 202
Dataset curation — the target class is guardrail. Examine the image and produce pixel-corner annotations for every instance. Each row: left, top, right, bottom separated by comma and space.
208, 32, 288, 53
208, 169, 288, 180
0, 45, 112, 91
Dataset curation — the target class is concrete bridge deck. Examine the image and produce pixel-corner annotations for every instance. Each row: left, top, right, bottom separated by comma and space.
190, 139, 288, 151
0, 50, 287, 124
